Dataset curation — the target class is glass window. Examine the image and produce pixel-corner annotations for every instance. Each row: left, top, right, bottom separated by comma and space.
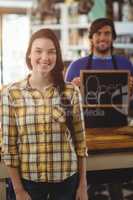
1, 14, 30, 85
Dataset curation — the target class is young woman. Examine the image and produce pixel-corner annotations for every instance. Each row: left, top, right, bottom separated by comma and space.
2, 28, 88, 200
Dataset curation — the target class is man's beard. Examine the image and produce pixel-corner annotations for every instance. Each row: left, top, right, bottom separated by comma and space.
96, 46, 112, 54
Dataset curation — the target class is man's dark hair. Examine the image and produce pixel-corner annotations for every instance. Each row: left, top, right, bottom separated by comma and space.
89, 18, 117, 40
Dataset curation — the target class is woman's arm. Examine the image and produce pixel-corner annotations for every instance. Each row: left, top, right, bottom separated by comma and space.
71, 85, 88, 199
2, 88, 31, 200
7, 167, 31, 200
76, 156, 88, 200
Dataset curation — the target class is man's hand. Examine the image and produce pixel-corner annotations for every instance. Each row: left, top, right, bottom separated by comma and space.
129, 75, 133, 96
72, 77, 81, 87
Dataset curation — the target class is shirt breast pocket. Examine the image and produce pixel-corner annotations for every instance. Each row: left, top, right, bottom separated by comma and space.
52, 106, 66, 123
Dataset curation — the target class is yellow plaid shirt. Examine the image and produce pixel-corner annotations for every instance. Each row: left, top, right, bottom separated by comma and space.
2, 76, 87, 182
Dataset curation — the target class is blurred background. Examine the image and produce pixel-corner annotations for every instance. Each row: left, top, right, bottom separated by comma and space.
0, 0, 133, 85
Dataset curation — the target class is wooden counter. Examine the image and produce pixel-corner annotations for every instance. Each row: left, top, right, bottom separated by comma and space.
86, 126, 133, 151
0, 126, 133, 199
85, 126, 133, 171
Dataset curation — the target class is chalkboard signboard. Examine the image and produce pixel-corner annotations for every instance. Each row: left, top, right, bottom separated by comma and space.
80, 70, 129, 128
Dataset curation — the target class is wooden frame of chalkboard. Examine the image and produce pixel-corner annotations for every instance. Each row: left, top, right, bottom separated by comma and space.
80, 70, 130, 128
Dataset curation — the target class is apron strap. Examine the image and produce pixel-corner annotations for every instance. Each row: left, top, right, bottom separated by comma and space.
87, 54, 118, 69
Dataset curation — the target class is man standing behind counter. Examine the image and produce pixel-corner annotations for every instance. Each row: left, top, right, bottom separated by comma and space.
65, 17, 133, 199
65, 18, 133, 91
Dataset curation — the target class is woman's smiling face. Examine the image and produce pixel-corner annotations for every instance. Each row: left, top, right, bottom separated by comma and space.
29, 37, 57, 77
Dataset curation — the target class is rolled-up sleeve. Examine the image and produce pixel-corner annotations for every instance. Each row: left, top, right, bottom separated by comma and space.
72, 85, 88, 157
2, 89, 19, 167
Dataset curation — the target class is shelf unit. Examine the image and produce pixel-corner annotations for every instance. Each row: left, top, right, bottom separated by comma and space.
30, 3, 133, 62
30, 3, 89, 61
